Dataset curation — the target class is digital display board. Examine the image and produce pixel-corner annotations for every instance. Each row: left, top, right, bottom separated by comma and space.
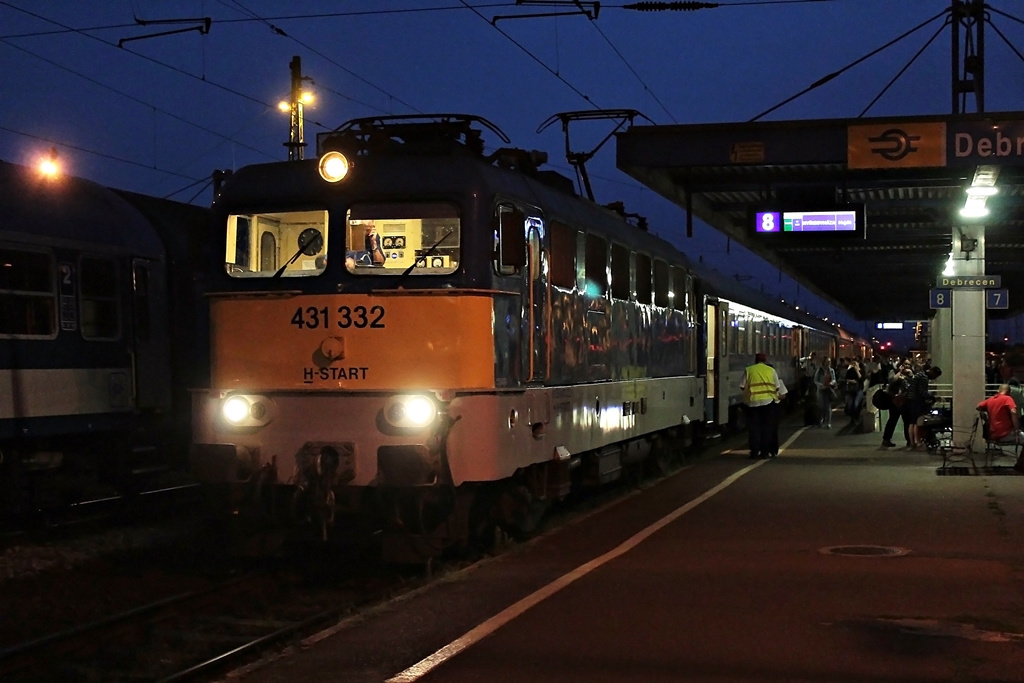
755, 210, 857, 233
751, 205, 866, 239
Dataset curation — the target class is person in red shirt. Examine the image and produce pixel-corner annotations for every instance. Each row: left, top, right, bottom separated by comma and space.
977, 384, 1023, 454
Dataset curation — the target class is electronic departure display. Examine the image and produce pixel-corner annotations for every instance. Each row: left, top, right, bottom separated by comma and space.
750, 205, 866, 239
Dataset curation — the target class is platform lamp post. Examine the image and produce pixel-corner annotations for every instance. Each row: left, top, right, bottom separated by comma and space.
280, 56, 314, 161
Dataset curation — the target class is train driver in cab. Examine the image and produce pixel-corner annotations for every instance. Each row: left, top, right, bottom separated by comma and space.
363, 221, 386, 265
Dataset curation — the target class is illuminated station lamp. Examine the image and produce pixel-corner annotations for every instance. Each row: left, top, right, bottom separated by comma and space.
960, 166, 999, 219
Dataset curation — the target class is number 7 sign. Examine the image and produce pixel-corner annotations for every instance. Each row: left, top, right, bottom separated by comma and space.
987, 289, 1009, 309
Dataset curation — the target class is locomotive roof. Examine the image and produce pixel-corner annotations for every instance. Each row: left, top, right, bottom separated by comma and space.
0, 160, 163, 256
224, 115, 687, 262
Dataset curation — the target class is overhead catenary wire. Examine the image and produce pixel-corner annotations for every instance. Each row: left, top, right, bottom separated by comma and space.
748, 7, 948, 121
0, 36, 273, 160
858, 17, 950, 118
0, 123, 198, 182
216, 0, 422, 115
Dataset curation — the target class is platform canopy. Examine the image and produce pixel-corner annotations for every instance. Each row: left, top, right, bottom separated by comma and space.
616, 112, 1024, 322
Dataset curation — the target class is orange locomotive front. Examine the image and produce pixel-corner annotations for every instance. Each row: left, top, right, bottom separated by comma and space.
190, 115, 705, 558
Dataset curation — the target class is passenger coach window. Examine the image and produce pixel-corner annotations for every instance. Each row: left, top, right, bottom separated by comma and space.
584, 234, 607, 297
0, 248, 56, 337
225, 209, 328, 278
610, 244, 629, 300
80, 257, 119, 339
635, 254, 651, 304
347, 202, 460, 276
549, 221, 575, 289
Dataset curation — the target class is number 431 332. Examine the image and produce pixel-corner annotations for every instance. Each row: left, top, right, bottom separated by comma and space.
290, 305, 386, 329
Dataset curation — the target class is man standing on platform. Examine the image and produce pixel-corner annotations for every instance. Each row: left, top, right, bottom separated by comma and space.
740, 352, 785, 459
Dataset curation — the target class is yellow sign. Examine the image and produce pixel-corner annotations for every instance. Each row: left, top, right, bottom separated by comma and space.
848, 122, 946, 169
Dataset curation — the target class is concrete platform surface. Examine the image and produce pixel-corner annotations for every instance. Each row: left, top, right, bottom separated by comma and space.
222, 417, 1024, 683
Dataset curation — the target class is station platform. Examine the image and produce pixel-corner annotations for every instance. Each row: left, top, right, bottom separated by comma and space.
224, 411, 1024, 683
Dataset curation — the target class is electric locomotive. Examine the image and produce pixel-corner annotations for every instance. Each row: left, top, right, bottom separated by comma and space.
190, 114, 705, 558
0, 160, 208, 518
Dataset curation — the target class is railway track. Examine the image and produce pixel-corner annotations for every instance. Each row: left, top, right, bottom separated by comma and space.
0, 430, 740, 682
0, 549, 410, 682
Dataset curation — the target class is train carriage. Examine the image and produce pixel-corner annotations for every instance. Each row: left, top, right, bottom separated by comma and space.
0, 161, 205, 515
190, 115, 705, 556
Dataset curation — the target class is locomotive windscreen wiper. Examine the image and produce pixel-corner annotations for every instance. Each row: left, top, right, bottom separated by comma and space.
273, 228, 324, 278
398, 229, 454, 281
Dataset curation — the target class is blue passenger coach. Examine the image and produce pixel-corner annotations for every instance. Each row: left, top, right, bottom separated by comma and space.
0, 160, 206, 516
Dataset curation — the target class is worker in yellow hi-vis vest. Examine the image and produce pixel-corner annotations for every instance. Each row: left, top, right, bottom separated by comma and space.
740, 352, 788, 459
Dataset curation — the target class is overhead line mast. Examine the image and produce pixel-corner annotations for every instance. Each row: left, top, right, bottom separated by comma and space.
952, 0, 985, 114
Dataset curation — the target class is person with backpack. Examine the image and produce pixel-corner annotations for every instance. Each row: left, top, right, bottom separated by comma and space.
879, 368, 910, 448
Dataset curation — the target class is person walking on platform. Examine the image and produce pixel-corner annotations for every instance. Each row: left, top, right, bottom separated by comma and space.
740, 352, 785, 459
880, 368, 910, 448
813, 357, 837, 429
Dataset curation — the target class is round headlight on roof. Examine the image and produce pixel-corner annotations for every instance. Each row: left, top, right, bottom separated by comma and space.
318, 151, 350, 183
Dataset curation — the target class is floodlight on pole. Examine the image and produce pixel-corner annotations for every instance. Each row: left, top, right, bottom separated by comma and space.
283, 56, 314, 161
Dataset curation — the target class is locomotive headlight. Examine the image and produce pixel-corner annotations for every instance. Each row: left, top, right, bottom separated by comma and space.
223, 396, 251, 424
318, 151, 350, 183
405, 396, 435, 426
384, 395, 437, 429
220, 395, 273, 427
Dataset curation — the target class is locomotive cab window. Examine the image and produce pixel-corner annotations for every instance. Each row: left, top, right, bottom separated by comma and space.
493, 205, 524, 276
224, 209, 328, 278
347, 202, 460, 275
548, 220, 576, 289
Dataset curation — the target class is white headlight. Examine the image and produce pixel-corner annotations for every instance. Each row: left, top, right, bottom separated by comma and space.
404, 396, 435, 426
223, 396, 250, 424
318, 151, 350, 183
383, 395, 437, 429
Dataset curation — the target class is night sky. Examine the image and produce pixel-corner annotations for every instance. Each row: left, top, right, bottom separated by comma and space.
3, 1, 1023, 343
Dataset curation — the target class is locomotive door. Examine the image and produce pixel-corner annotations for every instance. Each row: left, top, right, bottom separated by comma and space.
131, 259, 172, 409
525, 216, 547, 383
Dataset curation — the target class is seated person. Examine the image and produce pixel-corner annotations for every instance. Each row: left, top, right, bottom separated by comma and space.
976, 384, 1024, 443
